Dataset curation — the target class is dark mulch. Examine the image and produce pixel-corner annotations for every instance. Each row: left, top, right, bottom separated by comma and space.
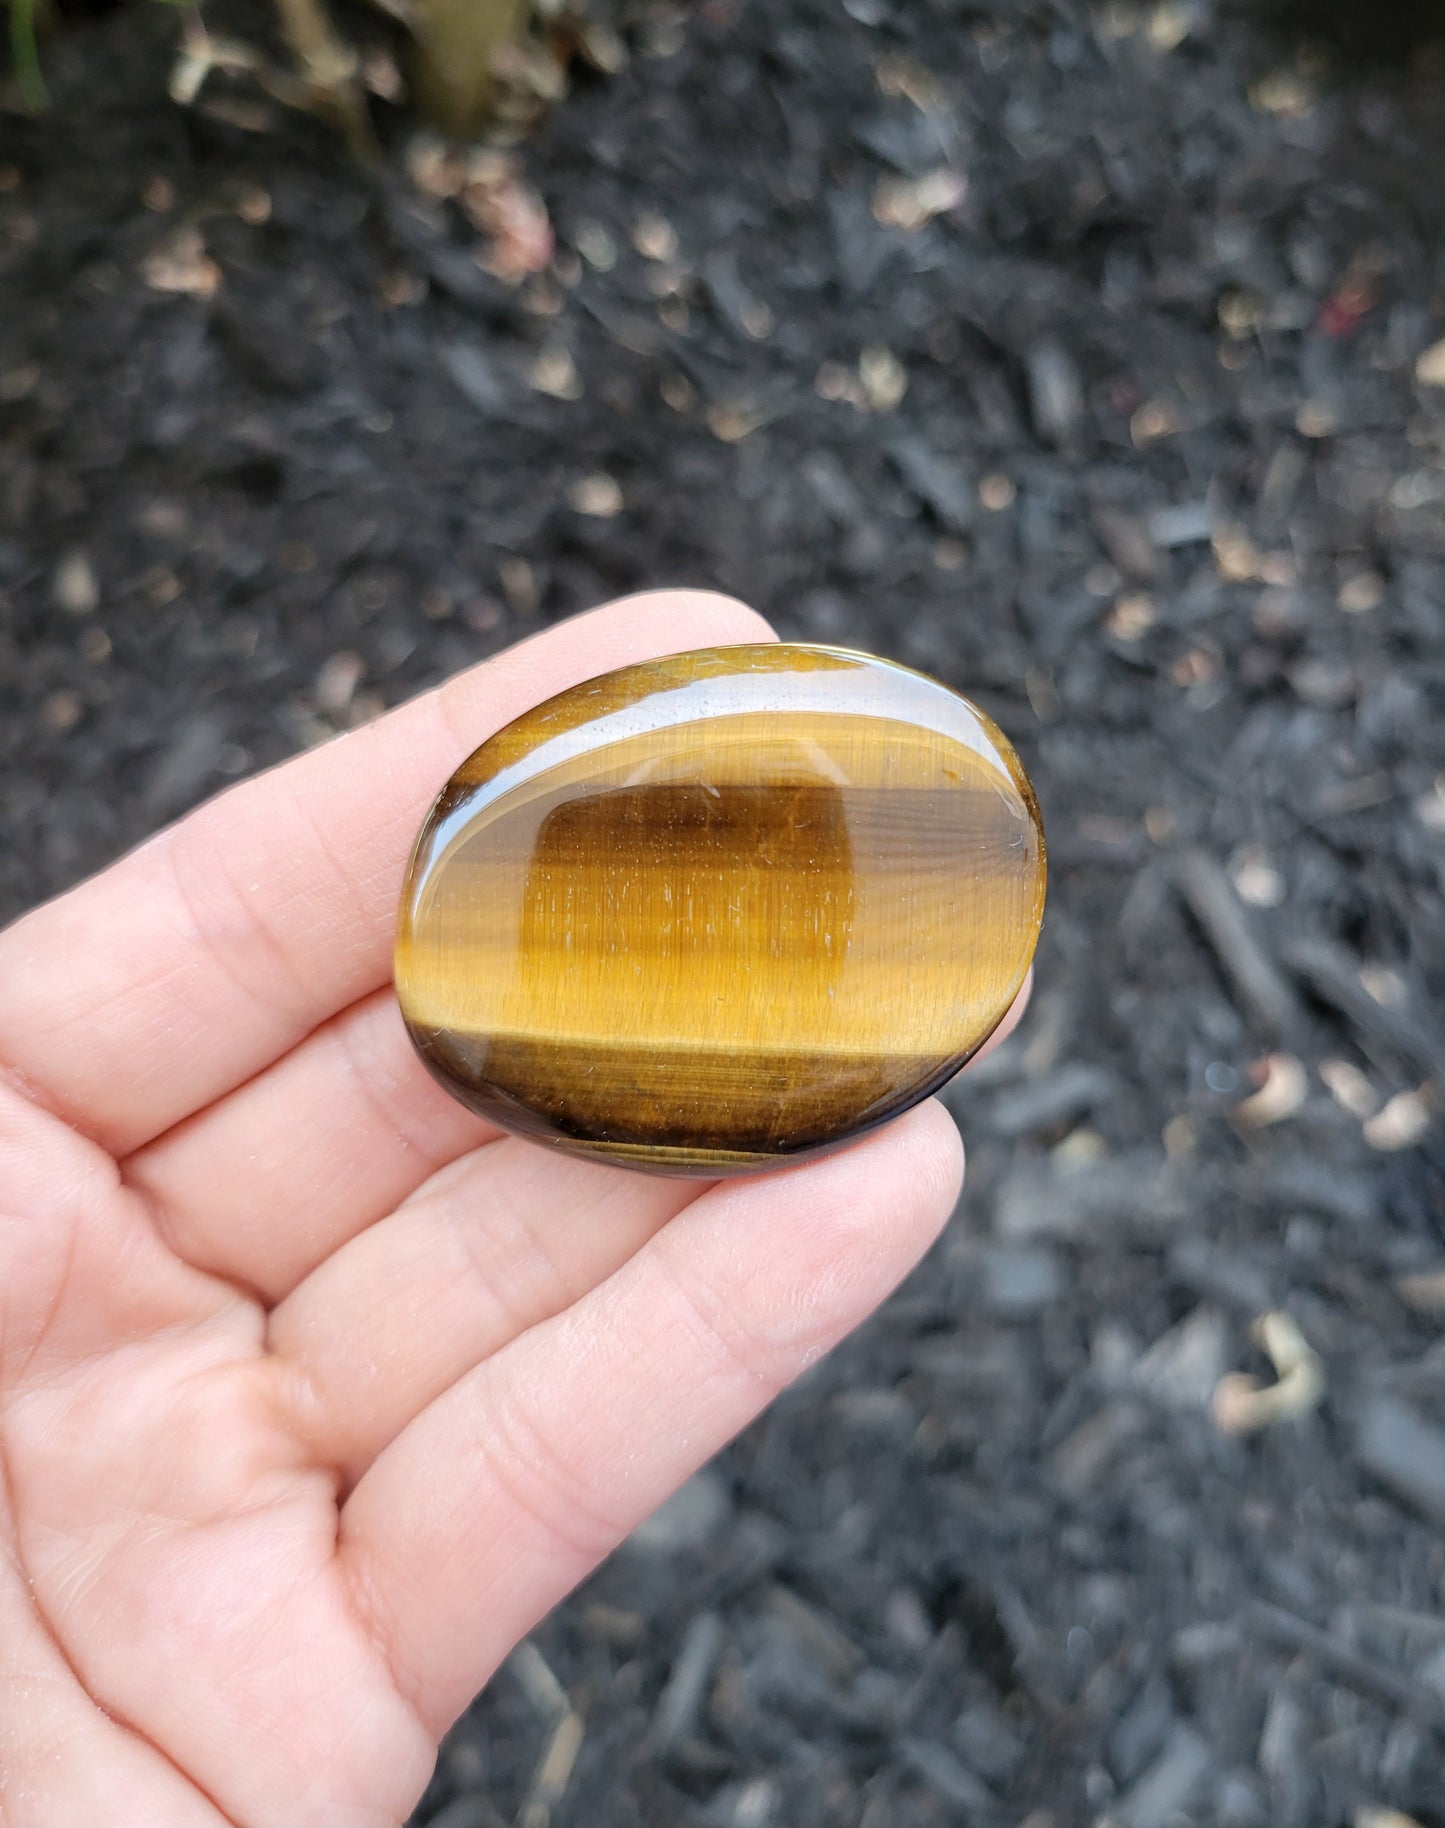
4, 0, 1445, 1822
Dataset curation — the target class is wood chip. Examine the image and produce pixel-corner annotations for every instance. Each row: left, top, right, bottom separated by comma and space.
1395, 1268, 1445, 1316
519, 1710, 583, 1827
1134, 1306, 1230, 1410
509, 1640, 571, 1722
1248, 1598, 1445, 1727
1414, 778, 1445, 832
498, 556, 539, 617
1115, 1724, 1210, 1828
649, 1612, 724, 1754
574, 221, 617, 271
1286, 938, 1445, 1079
41, 689, 84, 736
1355, 1397, 1445, 1527
314, 651, 364, 715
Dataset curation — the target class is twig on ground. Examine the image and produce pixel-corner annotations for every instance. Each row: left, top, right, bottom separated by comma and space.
1175, 850, 1301, 1036
1245, 1601, 1445, 1733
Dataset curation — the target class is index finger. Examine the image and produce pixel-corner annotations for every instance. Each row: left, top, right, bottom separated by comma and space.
0, 591, 774, 1156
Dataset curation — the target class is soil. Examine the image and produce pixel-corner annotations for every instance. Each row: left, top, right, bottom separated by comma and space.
4, 1, 1445, 1823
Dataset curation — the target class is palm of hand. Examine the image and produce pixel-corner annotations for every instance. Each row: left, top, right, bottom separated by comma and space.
1, 1095, 429, 1825
0, 596, 983, 1827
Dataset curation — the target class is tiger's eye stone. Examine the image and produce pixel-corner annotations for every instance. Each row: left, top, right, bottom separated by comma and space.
395, 643, 1045, 1174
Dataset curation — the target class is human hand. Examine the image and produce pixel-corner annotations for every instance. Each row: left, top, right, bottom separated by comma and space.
0, 592, 1018, 1827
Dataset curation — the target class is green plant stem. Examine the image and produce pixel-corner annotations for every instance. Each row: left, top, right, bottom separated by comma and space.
412, 0, 528, 134
9, 0, 48, 109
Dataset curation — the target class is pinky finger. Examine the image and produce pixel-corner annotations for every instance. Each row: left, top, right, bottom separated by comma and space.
337, 1100, 964, 1738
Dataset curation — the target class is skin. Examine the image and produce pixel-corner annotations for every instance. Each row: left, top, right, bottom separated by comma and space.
0, 592, 1025, 1827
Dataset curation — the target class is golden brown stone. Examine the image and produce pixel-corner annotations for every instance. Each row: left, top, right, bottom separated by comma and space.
395, 644, 1045, 1174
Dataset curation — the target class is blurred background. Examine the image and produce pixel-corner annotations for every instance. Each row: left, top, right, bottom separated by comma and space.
3, 1, 1445, 1822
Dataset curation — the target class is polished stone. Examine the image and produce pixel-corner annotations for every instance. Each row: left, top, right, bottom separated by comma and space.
395, 643, 1045, 1173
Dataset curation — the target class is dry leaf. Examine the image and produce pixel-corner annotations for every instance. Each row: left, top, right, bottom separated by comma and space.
1234, 1054, 1307, 1127
859, 345, 907, 413
1415, 339, 1445, 388
143, 229, 221, 299
1363, 1088, 1433, 1152
568, 474, 623, 518
1212, 1312, 1324, 1436
871, 167, 967, 233
531, 344, 581, 400
462, 156, 554, 283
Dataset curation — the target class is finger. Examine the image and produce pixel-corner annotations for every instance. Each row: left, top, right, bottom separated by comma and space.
0, 1549, 230, 1827
124, 989, 500, 1301
0, 1080, 233, 1379
243, 980, 1029, 1473
125, 942, 1030, 1304
338, 1100, 963, 1736
0, 591, 774, 1157
268, 1141, 705, 1485
8, 1325, 432, 1828
250, 981, 1031, 1426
